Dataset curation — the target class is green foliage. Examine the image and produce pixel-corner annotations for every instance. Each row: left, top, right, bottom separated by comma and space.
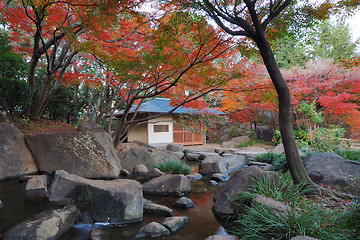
239, 172, 309, 202
308, 127, 347, 152
308, 20, 358, 62
252, 152, 288, 172
298, 102, 324, 125
0, 33, 29, 112
228, 126, 242, 137
154, 160, 191, 175
333, 149, 360, 163
274, 33, 309, 70
273, 126, 347, 153
230, 172, 359, 240
44, 86, 77, 122
274, 19, 358, 69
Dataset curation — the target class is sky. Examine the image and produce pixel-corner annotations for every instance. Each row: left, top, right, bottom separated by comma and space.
347, 11, 360, 42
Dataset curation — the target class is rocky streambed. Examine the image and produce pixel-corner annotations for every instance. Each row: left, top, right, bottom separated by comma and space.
0, 174, 229, 240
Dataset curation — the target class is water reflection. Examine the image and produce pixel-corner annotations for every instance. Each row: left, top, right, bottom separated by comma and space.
0, 177, 228, 240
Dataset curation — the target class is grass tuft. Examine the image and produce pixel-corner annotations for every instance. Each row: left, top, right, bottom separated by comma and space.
154, 160, 191, 175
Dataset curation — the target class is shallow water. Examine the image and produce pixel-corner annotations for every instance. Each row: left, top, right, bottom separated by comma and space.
0, 176, 229, 239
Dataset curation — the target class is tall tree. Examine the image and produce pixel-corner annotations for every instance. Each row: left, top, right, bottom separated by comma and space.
185, 0, 319, 188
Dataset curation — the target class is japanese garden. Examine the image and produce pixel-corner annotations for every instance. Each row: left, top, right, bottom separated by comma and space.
0, 0, 359, 239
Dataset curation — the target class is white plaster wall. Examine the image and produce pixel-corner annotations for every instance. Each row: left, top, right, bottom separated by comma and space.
147, 114, 173, 145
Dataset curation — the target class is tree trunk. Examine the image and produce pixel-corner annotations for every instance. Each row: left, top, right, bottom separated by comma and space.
30, 75, 52, 119
255, 35, 317, 188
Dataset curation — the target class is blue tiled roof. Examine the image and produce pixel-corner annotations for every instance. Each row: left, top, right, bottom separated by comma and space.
114, 98, 226, 115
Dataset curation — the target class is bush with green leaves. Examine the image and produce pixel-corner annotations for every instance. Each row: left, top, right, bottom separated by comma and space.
229, 126, 242, 137
229, 172, 359, 240
333, 148, 360, 163
154, 160, 191, 175
252, 152, 288, 172
0, 33, 29, 112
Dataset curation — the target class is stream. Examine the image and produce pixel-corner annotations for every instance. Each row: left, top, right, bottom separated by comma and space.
0, 173, 230, 239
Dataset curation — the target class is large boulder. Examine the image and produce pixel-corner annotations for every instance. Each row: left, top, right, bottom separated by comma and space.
77, 121, 106, 132
143, 201, 173, 217
204, 236, 239, 240
199, 155, 246, 176
25, 175, 48, 196
136, 222, 170, 238
162, 216, 188, 233
48, 170, 143, 224
117, 142, 180, 172
212, 166, 265, 219
166, 144, 185, 153
142, 174, 191, 197
2, 205, 77, 240
0, 97, 11, 122
0, 123, 38, 180
256, 126, 273, 141
303, 153, 360, 193
25, 132, 121, 179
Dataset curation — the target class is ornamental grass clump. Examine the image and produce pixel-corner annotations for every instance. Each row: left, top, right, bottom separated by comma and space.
229, 172, 359, 240
252, 152, 288, 172
154, 160, 191, 175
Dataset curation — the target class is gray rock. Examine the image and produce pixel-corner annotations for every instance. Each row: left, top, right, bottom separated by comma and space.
272, 143, 284, 154
3, 205, 77, 240
211, 173, 230, 182
209, 180, 218, 185
247, 161, 273, 171
120, 169, 131, 177
0, 200, 3, 208
173, 151, 185, 160
25, 132, 121, 179
166, 144, 185, 153
174, 197, 195, 208
25, 175, 48, 195
89, 229, 110, 240
256, 126, 273, 141
132, 164, 149, 174
187, 173, 203, 182
48, 170, 143, 224
143, 202, 173, 216
142, 174, 191, 197
230, 136, 250, 143
0, 97, 11, 122
197, 152, 220, 160
212, 166, 265, 219
0, 123, 38, 180
204, 235, 239, 240
144, 168, 164, 178
303, 153, 360, 194
185, 153, 201, 161
254, 196, 292, 218
136, 222, 170, 238
209, 180, 218, 186
290, 237, 320, 240
199, 155, 246, 176
221, 142, 236, 149
162, 216, 188, 232
117, 142, 179, 172
77, 121, 105, 132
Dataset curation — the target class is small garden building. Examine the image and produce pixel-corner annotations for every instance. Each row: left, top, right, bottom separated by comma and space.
113, 98, 226, 146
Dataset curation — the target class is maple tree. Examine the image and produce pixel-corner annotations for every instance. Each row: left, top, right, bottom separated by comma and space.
286, 59, 360, 135
1, 0, 143, 118
83, 11, 236, 147
177, 0, 335, 188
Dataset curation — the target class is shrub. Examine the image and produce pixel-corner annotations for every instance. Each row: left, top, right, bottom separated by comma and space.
154, 160, 191, 175
333, 148, 360, 163
252, 152, 288, 172
229, 126, 242, 137
230, 172, 358, 240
